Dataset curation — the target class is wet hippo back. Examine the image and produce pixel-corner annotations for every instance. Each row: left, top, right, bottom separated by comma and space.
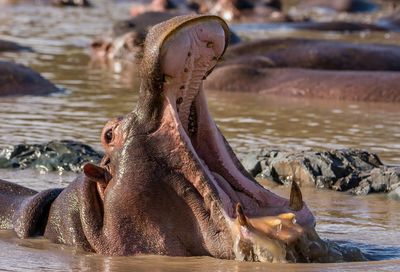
0, 61, 59, 96
0, 40, 32, 52
223, 38, 400, 71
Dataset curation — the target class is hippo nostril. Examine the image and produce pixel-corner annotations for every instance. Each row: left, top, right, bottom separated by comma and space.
207, 42, 214, 48
176, 97, 183, 105
91, 41, 103, 48
188, 52, 191, 57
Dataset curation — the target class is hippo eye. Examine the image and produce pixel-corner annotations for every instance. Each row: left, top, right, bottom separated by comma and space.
105, 129, 113, 144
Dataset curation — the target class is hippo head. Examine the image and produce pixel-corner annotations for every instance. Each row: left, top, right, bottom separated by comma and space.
82, 15, 331, 262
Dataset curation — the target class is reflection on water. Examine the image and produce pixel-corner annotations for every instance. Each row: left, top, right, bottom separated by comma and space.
0, 0, 400, 270
0, 179, 399, 271
3, 229, 400, 272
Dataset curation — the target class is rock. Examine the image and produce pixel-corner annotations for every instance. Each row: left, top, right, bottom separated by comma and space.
241, 153, 262, 177
242, 148, 400, 196
0, 140, 103, 173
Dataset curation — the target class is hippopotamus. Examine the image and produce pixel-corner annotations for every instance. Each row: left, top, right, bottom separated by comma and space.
0, 15, 365, 262
0, 61, 59, 96
279, 21, 388, 32
222, 38, 400, 71
0, 0, 91, 6
204, 37, 400, 102
202, 0, 287, 22
51, 0, 91, 7
291, 0, 376, 14
205, 65, 400, 102
0, 39, 32, 52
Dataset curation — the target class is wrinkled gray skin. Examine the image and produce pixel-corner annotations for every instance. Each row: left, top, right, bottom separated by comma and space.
0, 15, 365, 262
0, 61, 59, 96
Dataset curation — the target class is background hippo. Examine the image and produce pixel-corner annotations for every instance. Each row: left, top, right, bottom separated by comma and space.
204, 37, 400, 102
91, 11, 241, 63
0, 15, 365, 262
0, 0, 91, 6
0, 39, 32, 52
0, 61, 59, 96
222, 38, 400, 71
205, 65, 400, 102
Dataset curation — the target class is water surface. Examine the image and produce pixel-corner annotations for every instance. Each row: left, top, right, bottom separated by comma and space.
0, 1, 399, 270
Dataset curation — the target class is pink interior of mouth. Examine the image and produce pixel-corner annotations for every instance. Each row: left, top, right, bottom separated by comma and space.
154, 18, 315, 228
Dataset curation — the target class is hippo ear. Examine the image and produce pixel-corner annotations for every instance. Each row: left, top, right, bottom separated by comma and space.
83, 163, 111, 186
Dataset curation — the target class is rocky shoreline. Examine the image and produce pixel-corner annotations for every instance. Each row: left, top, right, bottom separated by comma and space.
1, 141, 399, 199
242, 148, 400, 199
0, 140, 103, 172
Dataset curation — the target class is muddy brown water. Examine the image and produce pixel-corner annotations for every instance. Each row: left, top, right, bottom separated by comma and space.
0, 1, 399, 271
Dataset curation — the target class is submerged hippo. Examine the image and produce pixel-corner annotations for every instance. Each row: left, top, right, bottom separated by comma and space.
205, 65, 400, 102
205, 38, 400, 102
0, 15, 365, 262
223, 38, 400, 71
0, 39, 32, 52
91, 11, 240, 63
0, 0, 91, 6
291, 0, 376, 13
0, 61, 59, 96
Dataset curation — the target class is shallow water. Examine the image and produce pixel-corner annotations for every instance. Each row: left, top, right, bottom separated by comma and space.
0, 1, 400, 270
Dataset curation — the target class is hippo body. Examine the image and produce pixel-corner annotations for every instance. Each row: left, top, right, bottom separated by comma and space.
292, 0, 376, 13
204, 38, 400, 102
0, 40, 32, 52
223, 38, 400, 71
205, 66, 400, 103
0, 0, 91, 6
203, 0, 287, 23
0, 15, 365, 262
0, 61, 59, 96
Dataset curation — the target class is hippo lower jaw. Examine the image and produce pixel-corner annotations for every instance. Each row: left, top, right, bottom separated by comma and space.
138, 16, 316, 262
154, 78, 317, 261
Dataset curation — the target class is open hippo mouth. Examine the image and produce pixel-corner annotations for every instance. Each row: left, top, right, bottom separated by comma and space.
154, 15, 315, 230
97, 15, 331, 262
